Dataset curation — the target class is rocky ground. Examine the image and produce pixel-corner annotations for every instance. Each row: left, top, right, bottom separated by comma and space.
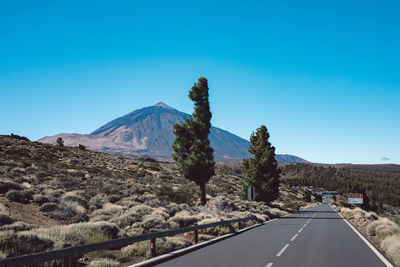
0, 135, 317, 266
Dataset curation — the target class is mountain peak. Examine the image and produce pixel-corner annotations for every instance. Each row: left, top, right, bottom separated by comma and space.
153, 102, 173, 109
38, 103, 307, 162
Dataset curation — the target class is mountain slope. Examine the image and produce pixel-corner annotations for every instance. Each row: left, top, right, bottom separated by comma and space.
38, 102, 307, 162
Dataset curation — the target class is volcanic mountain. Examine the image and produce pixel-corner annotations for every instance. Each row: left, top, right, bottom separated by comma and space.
38, 102, 307, 162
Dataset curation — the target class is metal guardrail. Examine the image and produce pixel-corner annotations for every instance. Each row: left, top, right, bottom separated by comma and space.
0, 216, 256, 267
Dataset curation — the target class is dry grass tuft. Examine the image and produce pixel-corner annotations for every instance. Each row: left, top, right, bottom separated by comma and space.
62, 190, 87, 205
109, 204, 152, 229
88, 258, 121, 267
0, 221, 34, 232
122, 236, 192, 258
198, 218, 233, 236
0, 231, 54, 257
22, 221, 121, 248
168, 213, 199, 228
366, 218, 399, 237
381, 234, 400, 265
90, 203, 126, 222
267, 208, 289, 217
0, 203, 6, 213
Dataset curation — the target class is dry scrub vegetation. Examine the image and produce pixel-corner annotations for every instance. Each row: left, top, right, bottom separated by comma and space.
333, 204, 400, 265
0, 135, 316, 265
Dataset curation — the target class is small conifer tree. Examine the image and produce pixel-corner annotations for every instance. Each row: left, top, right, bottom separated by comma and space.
56, 137, 64, 147
172, 77, 215, 205
242, 125, 280, 203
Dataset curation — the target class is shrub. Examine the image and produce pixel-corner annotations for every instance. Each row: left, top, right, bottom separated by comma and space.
0, 179, 22, 193
78, 144, 86, 150
47, 199, 87, 222
108, 195, 121, 203
89, 258, 120, 267
0, 213, 14, 226
141, 214, 169, 232
156, 237, 192, 255
86, 232, 111, 259
168, 211, 199, 228
5, 190, 31, 203
198, 219, 233, 236
147, 163, 160, 171
23, 221, 121, 249
57, 137, 64, 147
0, 222, 34, 232
266, 208, 289, 217
0, 231, 54, 257
156, 184, 198, 204
366, 218, 399, 236
282, 201, 301, 212
160, 174, 173, 180
40, 202, 58, 212
151, 207, 170, 220
381, 234, 400, 266
122, 237, 192, 258
303, 190, 312, 202
110, 205, 152, 228
62, 191, 87, 207
121, 240, 148, 258
166, 203, 182, 217
156, 184, 174, 201
173, 185, 198, 204
9, 133, 30, 141
339, 200, 351, 208
90, 203, 126, 222
391, 216, 400, 226
88, 196, 104, 211
33, 194, 50, 205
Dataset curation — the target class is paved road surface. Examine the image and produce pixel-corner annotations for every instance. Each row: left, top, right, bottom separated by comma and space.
153, 204, 390, 267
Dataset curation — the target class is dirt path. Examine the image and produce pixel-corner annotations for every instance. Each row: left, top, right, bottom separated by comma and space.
0, 196, 64, 227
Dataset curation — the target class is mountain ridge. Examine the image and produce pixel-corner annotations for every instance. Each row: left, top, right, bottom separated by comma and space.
38, 102, 307, 163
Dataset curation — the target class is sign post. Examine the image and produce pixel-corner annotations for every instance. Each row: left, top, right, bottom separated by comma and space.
348, 193, 363, 205
247, 186, 255, 216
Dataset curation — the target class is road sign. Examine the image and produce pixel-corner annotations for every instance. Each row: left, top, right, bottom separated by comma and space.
320, 191, 337, 195
348, 193, 363, 204
247, 186, 255, 201
247, 186, 255, 216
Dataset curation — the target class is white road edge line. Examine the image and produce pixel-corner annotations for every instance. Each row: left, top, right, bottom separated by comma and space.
276, 244, 290, 257
128, 217, 278, 267
290, 234, 298, 241
338, 212, 393, 267
298, 228, 303, 233
266, 263, 273, 267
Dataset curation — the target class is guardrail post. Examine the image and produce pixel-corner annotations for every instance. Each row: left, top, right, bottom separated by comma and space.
237, 221, 241, 230
194, 229, 199, 243
62, 241, 72, 267
150, 238, 156, 257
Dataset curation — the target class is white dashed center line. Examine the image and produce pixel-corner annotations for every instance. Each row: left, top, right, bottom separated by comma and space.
290, 234, 298, 241
298, 227, 304, 233
266, 263, 273, 267
276, 244, 290, 257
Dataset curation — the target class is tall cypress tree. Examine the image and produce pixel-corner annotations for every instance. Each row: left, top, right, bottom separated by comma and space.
172, 77, 215, 205
242, 125, 280, 203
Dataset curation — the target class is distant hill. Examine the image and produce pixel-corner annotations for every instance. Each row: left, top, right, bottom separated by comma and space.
38, 102, 307, 162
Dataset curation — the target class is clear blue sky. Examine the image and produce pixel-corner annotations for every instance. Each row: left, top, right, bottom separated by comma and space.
1, 0, 399, 164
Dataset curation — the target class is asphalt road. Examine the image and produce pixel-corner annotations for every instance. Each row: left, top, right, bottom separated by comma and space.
153, 204, 391, 267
